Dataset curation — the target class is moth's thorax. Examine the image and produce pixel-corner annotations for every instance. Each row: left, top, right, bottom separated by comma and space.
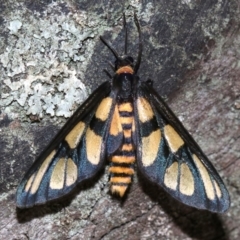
113, 66, 135, 100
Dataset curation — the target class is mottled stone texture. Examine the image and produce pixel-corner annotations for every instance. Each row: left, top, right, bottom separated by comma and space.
0, 0, 239, 239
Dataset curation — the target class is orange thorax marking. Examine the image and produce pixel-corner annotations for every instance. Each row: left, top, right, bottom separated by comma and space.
116, 66, 134, 75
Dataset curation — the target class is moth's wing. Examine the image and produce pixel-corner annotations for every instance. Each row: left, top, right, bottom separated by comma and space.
106, 103, 124, 156
134, 81, 230, 212
16, 81, 116, 208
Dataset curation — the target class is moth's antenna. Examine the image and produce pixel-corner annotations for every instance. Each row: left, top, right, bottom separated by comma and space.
100, 36, 121, 61
133, 12, 142, 73
103, 69, 113, 79
123, 13, 128, 55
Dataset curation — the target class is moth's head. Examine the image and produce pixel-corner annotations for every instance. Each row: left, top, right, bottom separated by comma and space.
100, 13, 142, 75
100, 36, 135, 74
114, 56, 134, 71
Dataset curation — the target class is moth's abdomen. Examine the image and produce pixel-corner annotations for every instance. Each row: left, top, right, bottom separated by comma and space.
109, 101, 135, 197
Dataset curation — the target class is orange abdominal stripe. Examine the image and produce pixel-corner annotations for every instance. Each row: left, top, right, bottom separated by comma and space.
120, 116, 133, 124
116, 66, 134, 75
122, 144, 134, 151
123, 129, 132, 138
118, 102, 133, 112
110, 176, 132, 184
112, 156, 135, 164
109, 166, 134, 175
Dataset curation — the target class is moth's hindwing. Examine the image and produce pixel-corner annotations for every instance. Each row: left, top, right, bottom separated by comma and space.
16, 81, 114, 208
134, 82, 230, 212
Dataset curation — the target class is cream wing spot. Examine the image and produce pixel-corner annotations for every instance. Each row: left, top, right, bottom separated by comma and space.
50, 158, 66, 189
25, 174, 35, 192
213, 180, 222, 198
86, 128, 102, 165
141, 129, 161, 167
110, 106, 122, 136
179, 163, 194, 196
164, 162, 179, 190
95, 97, 113, 121
65, 121, 85, 149
137, 97, 154, 123
193, 154, 215, 200
30, 150, 56, 194
66, 158, 78, 187
164, 125, 184, 153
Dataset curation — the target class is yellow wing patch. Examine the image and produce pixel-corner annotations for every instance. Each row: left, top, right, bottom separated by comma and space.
49, 157, 77, 189
110, 106, 122, 136
164, 125, 184, 153
24, 174, 35, 192
50, 158, 65, 189
164, 162, 178, 190
95, 97, 113, 121
65, 121, 85, 149
27, 150, 56, 194
86, 128, 102, 165
213, 180, 222, 198
193, 154, 215, 200
179, 163, 194, 196
137, 97, 154, 123
164, 162, 194, 196
66, 158, 78, 187
24, 150, 77, 193
141, 129, 161, 167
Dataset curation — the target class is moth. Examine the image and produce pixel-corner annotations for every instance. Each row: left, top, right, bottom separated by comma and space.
16, 13, 230, 212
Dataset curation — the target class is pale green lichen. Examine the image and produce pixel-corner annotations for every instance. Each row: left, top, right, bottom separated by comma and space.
8, 19, 23, 35
0, 2, 100, 119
